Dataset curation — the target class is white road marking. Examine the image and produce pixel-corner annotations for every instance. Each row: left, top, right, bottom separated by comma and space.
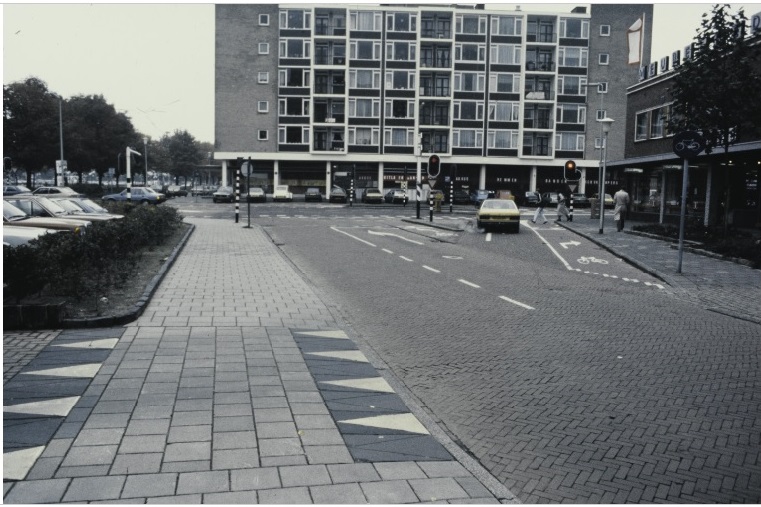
526, 222, 573, 270
423, 265, 440, 273
499, 296, 535, 310
330, 227, 377, 247
485, 233, 492, 242
399, 256, 414, 262
382, 248, 394, 254
560, 240, 581, 249
458, 279, 480, 288
368, 230, 424, 245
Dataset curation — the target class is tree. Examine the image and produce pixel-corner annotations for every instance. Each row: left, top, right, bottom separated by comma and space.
166, 130, 202, 184
668, 4, 761, 227
3, 78, 60, 186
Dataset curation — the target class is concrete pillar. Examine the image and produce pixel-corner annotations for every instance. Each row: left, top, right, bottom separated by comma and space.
479, 165, 486, 189
704, 165, 713, 227
221, 160, 228, 186
579, 167, 587, 194
378, 162, 384, 193
274, 160, 280, 187
326, 161, 332, 193
530, 166, 538, 192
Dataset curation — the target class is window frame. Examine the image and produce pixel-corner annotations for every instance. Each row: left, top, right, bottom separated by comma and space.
259, 14, 270, 26
555, 132, 585, 151
487, 130, 519, 149
453, 129, 483, 148
455, 43, 486, 63
453, 100, 484, 121
258, 72, 269, 84
257, 101, 269, 113
258, 130, 269, 141
599, 24, 610, 36
635, 111, 649, 141
454, 71, 485, 92
598, 53, 609, 65
259, 43, 270, 55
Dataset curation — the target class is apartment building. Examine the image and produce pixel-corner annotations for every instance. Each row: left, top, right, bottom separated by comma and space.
215, 3, 652, 197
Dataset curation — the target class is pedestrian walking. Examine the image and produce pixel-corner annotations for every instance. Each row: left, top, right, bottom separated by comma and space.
613, 186, 630, 231
532, 191, 549, 224
556, 192, 570, 222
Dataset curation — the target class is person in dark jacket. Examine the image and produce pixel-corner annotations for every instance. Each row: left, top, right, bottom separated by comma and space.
532, 190, 549, 224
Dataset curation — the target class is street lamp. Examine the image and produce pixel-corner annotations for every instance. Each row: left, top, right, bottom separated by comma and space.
57, 96, 65, 187
143, 137, 149, 186
598, 117, 615, 234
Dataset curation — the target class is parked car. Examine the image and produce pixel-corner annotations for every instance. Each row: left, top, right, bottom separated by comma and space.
592, 193, 615, 208
304, 187, 323, 202
273, 185, 293, 202
212, 186, 235, 203
541, 192, 560, 205
102, 187, 165, 204
570, 193, 590, 207
3, 185, 32, 196
470, 189, 495, 207
5, 195, 115, 224
476, 198, 521, 232
3, 225, 58, 247
384, 189, 407, 204
450, 189, 471, 204
3, 200, 91, 234
495, 190, 516, 201
31, 186, 81, 197
64, 197, 114, 215
524, 191, 541, 206
166, 185, 188, 197
190, 185, 215, 197
361, 188, 383, 203
329, 186, 347, 203
51, 197, 123, 220
247, 187, 266, 203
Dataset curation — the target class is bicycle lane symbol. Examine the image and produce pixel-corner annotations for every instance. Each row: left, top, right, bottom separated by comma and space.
577, 256, 608, 265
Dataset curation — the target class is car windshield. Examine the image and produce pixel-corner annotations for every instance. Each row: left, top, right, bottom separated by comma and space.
77, 198, 108, 213
32, 197, 68, 216
3, 200, 29, 221
55, 199, 84, 213
481, 199, 517, 210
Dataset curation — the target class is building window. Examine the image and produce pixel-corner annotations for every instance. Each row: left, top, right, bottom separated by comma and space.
280, 9, 311, 29
279, 68, 309, 87
599, 82, 608, 93
491, 16, 522, 36
258, 130, 268, 141
350, 127, 378, 145
456, 14, 487, 34
453, 101, 484, 120
259, 43, 269, 55
258, 72, 269, 84
556, 103, 586, 124
650, 107, 666, 139
560, 18, 589, 38
454, 72, 485, 92
596, 109, 607, 120
488, 102, 520, 122
488, 130, 519, 149
594, 137, 606, 149
349, 98, 380, 118
351, 40, 381, 60
453, 129, 482, 148
386, 41, 416, 61
490, 44, 522, 65
384, 128, 414, 146
599, 24, 610, 36
558, 47, 588, 67
279, 97, 309, 116
386, 70, 415, 90
257, 101, 269, 113
387, 12, 416, 32
555, 132, 585, 151
280, 39, 310, 58
259, 14, 269, 26
598, 53, 609, 65
279, 126, 309, 144
350, 69, 380, 89
558, 75, 587, 95
350, 11, 382, 31
635, 111, 648, 141
455, 43, 486, 62
385, 99, 414, 119
490, 73, 520, 93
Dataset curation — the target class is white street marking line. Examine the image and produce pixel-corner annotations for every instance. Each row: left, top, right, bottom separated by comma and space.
526, 224, 573, 270
382, 248, 394, 254
399, 256, 414, 262
368, 230, 424, 244
499, 296, 535, 310
485, 233, 492, 242
442, 255, 463, 259
560, 240, 581, 249
423, 265, 440, 273
330, 227, 377, 247
458, 279, 480, 288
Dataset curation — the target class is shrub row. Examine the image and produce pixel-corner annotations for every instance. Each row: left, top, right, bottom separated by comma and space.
3, 204, 184, 310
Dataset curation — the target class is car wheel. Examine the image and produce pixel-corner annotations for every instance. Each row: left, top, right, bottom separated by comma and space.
140, 200, 149, 205
477, 220, 483, 229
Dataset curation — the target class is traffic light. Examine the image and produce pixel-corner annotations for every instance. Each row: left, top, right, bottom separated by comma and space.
428, 154, 440, 177
564, 160, 580, 181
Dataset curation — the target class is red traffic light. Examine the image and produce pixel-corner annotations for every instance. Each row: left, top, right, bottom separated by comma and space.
427, 154, 441, 177
564, 160, 580, 181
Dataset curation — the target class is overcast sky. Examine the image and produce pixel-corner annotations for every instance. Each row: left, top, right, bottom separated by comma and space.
4, 2, 760, 145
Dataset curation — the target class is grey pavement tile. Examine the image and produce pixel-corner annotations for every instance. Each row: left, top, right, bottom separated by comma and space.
110, 453, 163, 475
299, 428, 344, 446
259, 438, 304, 457
455, 497, 502, 503
126, 418, 171, 436
294, 414, 337, 430
73, 427, 125, 446
180, 376, 214, 388
287, 392, 324, 403
280, 464, 332, 488
172, 410, 212, 426
310, 483, 368, 504
250, 397, 290, 409
254, 408, 294, 422
250, 385, 287, 397
176, 470, 230, 495
408, 478, 469, 501
212, 448, 260, 469
231, 468, 281, 491
360, 479, 419, 503
54, 421, 84, 438
327, 463, 382, 484
304, 445, 354, 465
374, 461, 427, 480
146, 494, 202, 504
290, 403, 330, 415
54, 464, 111, 478
175, 399, 213, 412
41, 437, 74, 457
261, 455, 309, 467
203, 491, 259, 504
213, 403, 253, 417
455, 476, 497, 499
141, 382, 180, 394
139, 393, 177, 406
177, 388, 214, 400
62, 475, 126, 502
26, 456, 64, 480
418, 461, 471, 478
119, 434, 167, 454
3, 478, 71, 504
165, 442, 211, 462
168, 424, 212, 443
257, 486, 313, 504
60, 444, 118, 467
214, 392, 250, 404
133, 404, 174, 420
161, 460, 211, 473
213, 431, 258, 450
213, 415, 256, 432
257, 421, 298, 439
121, 473, 178, 499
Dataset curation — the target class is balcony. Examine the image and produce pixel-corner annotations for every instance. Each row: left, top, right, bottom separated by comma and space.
525, 61, 555, 72
315, 54, 346, 66
315, 23, 346, 37
419, 86, 451, 98
419, 115, 450, 126
420, 57, 452, 69
524, 89, 555, 100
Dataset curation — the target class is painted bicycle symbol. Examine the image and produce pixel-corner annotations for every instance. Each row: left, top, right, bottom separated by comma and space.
577, 256, 608, 265
675, 139, 701, 152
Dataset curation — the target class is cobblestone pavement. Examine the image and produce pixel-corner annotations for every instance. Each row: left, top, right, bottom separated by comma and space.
3, 330, 60, 384
3, 217, 512, 504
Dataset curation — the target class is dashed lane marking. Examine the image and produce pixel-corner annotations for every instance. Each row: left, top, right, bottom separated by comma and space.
399, 256, 414, 262
499, 295, 536, 310
423, 265, 441, 273
458, 279, 481, 289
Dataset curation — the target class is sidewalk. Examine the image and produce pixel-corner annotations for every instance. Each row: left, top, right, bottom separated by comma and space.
3, 217, 514, 504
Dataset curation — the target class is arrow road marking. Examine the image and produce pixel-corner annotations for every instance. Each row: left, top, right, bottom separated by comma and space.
368, 230, 424, 244
560, 240, 581, 249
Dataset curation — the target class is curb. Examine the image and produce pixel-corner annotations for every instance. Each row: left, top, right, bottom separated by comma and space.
60, 223, 195, 328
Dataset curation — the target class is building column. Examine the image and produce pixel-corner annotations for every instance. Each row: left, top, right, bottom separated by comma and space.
530, 166, 538, 192
221, 160, 228, 187
325, 161, 332, 193
479, 165, 486, 189
579, 167, 586, 194
659, 170, 667, 224
273, 160, 280, 187
704, 165, 713, 227
378, 163, 384, 193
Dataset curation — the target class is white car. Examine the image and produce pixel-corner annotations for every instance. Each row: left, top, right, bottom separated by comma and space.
272, 185, 293, 202
3, 225, 58, 247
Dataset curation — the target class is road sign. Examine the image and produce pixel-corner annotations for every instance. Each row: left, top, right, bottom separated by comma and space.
672, 131, 705, 159
241, 161, 253, 175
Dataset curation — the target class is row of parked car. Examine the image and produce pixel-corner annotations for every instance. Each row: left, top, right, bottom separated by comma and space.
3, 186, 126, 247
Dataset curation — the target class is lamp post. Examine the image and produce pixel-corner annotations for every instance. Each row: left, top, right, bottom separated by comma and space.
117, 152, 121, 188
58, 97, 65, 187
598, 117, 615, 234
143, 137, 149, 186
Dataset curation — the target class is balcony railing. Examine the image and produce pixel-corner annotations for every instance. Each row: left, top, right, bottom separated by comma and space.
526, 61, 555, 72
419, 87, 451, 97
420, 59, 451, 68
315, 24, 347, 36
314, 114, 345, 123
314, 55, 346, 65
314, 84, 345, 94
524, 90, 555, 100
419, 115, 450, 125
523, 118, 552, 129
421, 29, 451, 39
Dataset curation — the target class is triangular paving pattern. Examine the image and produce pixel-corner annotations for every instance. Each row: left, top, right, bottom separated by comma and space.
306, 350, 369, 363
4, 396, 81, 417
20, 363, 102, 378
293, 330, 350, 340
320, 377, 395, 393
339, 413, 431, 435
3, 446, 45, 481
50, 338, 118, 349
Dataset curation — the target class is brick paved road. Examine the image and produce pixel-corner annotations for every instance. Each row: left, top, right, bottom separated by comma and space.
271, 213, 761, 503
